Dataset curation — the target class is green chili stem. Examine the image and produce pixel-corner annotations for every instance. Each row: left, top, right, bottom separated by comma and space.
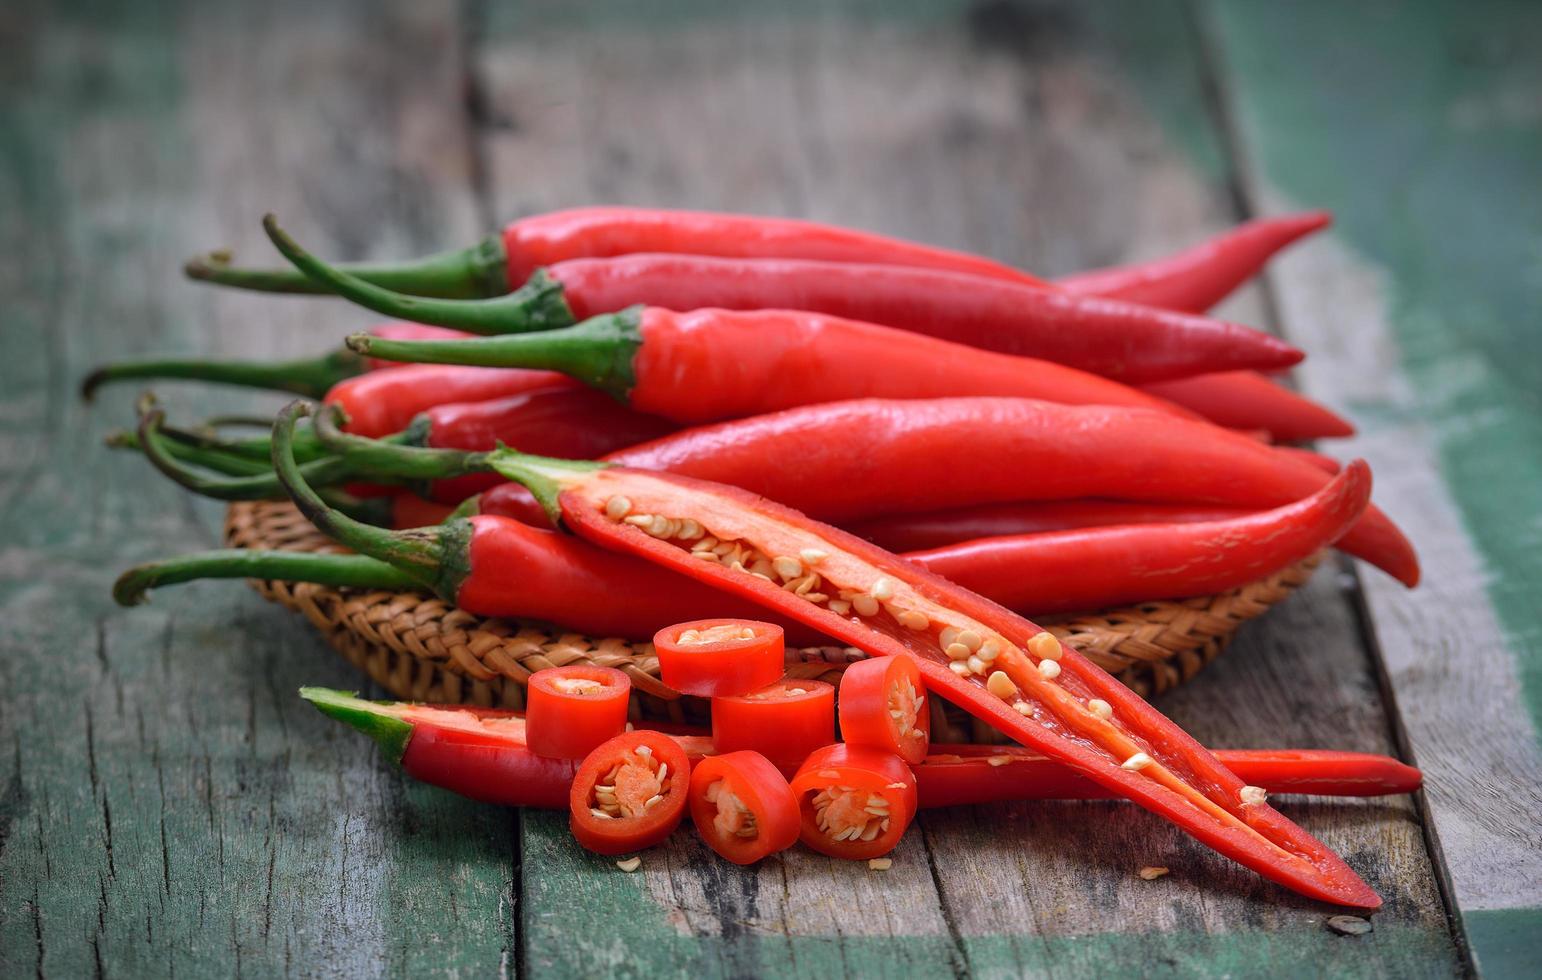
113, 550, 419, 606
262, 215, 575, 336
82, 348, 365, 400
299, 688, 413, 760
136, 403, 356, 501
345, 308, 643, 399
184, 235, 511, 298
311, 405, 492, 482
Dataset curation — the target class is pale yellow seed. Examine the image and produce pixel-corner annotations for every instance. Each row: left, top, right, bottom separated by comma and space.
649, 516, 673, 538
1088, 699, 1113, 720
616, 857, 642, 873
679, 519, 703, 540
590, 808, 613, 819
966, 655, 988, 676
868, 858, 893, 871
1038, 659, 1062, 680
693, 551, 720, 562
800, 548, 829, 565
886, 782, 907, 790
772, 556, 804, 580
986, 671, 1016, 700
1138, 866, 1169, 881
1029, 631, 1062, 661
828, 599, 852, 616
956, 630, 983, 652
818, 769, 840, 779
852, 594, 880, 618
948, 661, 972, 677
897, 609, 930, 631
988, 756, 1013, 767
604, 496, 632, 520
945, 643, 971, 662
624, 514, 653, 528
1240, 785, 1268, 806
871, 578, 895, 601
1121, 752, 1153, 772
938, 627, 961, 649
978, 638, 1002, 660
1013, 701, 1033, 716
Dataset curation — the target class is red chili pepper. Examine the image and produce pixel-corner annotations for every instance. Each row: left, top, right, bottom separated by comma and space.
848, 500, 1256, 552
689, 751, 802, 865
349, 306, 1195, 423
1140, 370, 1355, 441
1057, 212, 1333, 313
711, 680, 836, 774
452, 439, 1381, 906
910, 462, 1371, 614
302, 689, 1423, 811
325, 364, 573, 438
790, 745, 917, 860
192, 206, 1054, 296
838, 655, 930, 765
653, 619, 787, 698
389, 494, 457, 529
1277, 446, 1341, 475
526, 665, 632, 759
264, 217, 1303, 384
569, 731, 690, 855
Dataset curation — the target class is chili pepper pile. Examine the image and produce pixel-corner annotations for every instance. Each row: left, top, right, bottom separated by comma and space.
93, 205, 1424, 908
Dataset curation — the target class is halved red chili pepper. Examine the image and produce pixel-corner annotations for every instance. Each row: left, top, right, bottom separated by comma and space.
688, 751, 801, 865
305, 689, 1423, 810
711, 680, 835, 773
447, 441, 1383, 907
654, 619, 786, 698
192, 205, 1057, 297
526, 665, 631, 760
1057, 212, 1332, 313
569, 731, 690, 855
263, 216, 1302, 384
838, 655, 930, 765
790, 744, 917, 860
1140, 370, 1355, 442
349, 306, 1194, 423
911, 462, 1371, 613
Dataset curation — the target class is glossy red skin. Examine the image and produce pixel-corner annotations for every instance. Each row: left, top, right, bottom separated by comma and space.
848, 500, 1255, 552
422, 387, 677, 503
1277, 447, 1341, 474
325, 364, 573, 438
654, 619, 786, 698
391, 494, 456, 529
603, 398, 1418, 586
1057, 212, 1333, 313
526, 666, 631, 760
912, 462, 1372, 614
453, 515, 824, 644
915, 746, 1422, 808
388, 706, 1419, 809
367, 323, 475, 371
688, 751, 802, 865
628, 307, 1193, 423
837, 656, 930, 765
789, 744, 917, 860
501, 206, 1048, 288
555, 465, 1381, 907
569, 731, 691, 855
544, 254, 1302, 383
711, 680, 836, 775
1140, 370, 1355, 441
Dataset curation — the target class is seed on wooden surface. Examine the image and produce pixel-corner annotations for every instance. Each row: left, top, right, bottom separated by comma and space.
868, 858, 893, 870
615, 857, 642, 873
1326, 915, 1373, 936
604, 496, 632, 519
1138, 866, 1169, 881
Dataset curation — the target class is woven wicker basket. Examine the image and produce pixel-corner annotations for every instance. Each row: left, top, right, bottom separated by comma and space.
227, 501, 1320, 744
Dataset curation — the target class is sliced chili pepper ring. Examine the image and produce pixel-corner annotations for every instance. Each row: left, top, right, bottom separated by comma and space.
526, 665, 631, 760
654, 618, 785, 697
688, 751, 800, 865
838, 655, 930, 765
790, 744, 918, 860
569, 731, 690, 856
711, 679, 835, 774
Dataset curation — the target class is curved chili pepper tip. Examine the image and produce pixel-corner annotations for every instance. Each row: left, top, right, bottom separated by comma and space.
298, 687, 413, 760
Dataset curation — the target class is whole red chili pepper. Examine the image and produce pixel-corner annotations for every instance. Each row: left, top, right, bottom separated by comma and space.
348, 305, 1195, 423
301, 689, 1423, 810
264, 217, 1303, 384
912, 462, 1370, 613
190, 206, 1052, 296
80, 322, 470, 401
1140, 370, 1355, 442
847, 500, 1256, 552
325, 364, 573, 438
1277, 447, 1342, 475
1057, 212, 1333, 313
260, 409, 1378, 906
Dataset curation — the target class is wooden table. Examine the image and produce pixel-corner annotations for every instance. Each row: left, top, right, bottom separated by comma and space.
3, 2, 1538, 976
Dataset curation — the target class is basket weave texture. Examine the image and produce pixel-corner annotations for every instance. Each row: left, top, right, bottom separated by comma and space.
227, 501, 1320, 743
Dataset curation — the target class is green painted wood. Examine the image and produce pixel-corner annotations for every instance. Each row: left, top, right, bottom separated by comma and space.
1203, 1, 1542, 975
0, 1, 514, 976
474, 2, 1459, 975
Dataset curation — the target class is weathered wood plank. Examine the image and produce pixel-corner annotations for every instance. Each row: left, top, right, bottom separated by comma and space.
473, 3, 1458, 975
1203, 1, 1542, 975
0, 2, 512, 976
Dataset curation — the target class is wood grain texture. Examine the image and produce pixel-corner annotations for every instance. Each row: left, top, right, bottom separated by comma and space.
0, 1, 514, 976
1204, 2, 1542, 974
472, 3, 1458, 975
